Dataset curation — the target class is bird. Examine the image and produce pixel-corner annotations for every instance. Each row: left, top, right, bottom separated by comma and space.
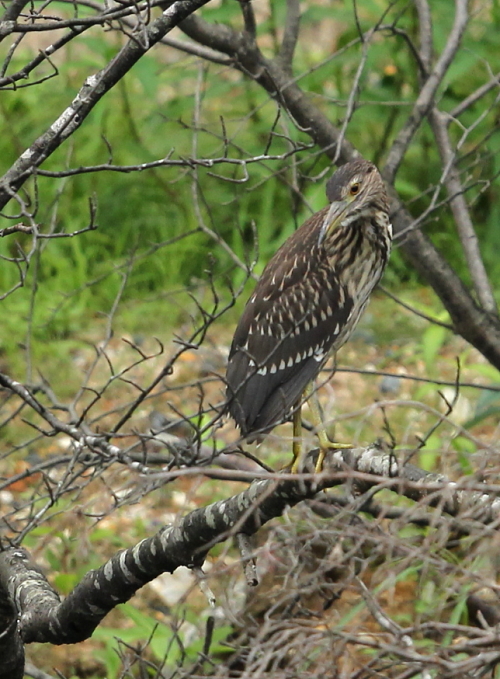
226, 158, 392, 472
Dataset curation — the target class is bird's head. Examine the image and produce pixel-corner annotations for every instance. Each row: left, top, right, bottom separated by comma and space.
318, 159, 389, 245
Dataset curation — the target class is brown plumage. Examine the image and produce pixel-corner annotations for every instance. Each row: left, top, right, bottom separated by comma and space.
226, 159, 391, 444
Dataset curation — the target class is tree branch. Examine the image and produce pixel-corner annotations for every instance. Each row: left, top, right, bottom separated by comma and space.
0, 579, 24, 679
239, 0, 256, 42
389, 185, 500, 367
278, 0, 301, 74
2, 425, 500, 675
429, 108, 497, 313
449, 71, 500, 120
2, 441, 500, 660
0, 0, 29, 27
384, 0, 469, 182
413, 0, 433, 75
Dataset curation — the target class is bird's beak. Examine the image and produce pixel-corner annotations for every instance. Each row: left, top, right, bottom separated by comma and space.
317, 200, 348, 246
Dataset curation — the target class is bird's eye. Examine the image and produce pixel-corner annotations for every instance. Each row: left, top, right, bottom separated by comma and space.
350, 183, 360, 196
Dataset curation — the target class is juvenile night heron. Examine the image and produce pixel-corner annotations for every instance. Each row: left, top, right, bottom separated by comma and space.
226, 159, 392, 472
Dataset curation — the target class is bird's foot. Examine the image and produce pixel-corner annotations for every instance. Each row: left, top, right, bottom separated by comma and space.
315, 432, 352, 473
291, 432, 352, 474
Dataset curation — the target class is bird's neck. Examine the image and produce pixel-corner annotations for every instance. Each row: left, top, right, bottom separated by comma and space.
324, 210, 391, 302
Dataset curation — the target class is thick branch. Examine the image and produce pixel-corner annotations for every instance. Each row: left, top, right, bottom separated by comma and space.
3, 443, 500, 648
390, 186, 500, 366
180, 13, 241, 56
239, 0, 256, 41
414, 0, 433, 75
0, 579, 24, 679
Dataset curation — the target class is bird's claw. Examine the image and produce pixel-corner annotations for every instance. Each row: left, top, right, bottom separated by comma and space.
315, 438, 353, 473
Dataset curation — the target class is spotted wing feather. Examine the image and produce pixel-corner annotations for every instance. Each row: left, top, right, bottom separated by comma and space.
226, 209, 353, 438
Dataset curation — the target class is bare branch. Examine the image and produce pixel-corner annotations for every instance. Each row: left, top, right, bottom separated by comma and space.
239, 0, 256, 42
23, 664, 56, 679
278, 0, 301, 73
180, 13, 242, 57
389, 186, 500, 369
34, 146, 309, 179
430, 108, 498, 313
413, 0, 433, 75
384, 0, 469, 182
0, 25, 85, 89
449, 71, 500, 119
0, 0, 30, 26
380, 286, 454, 329
180, 10, 500, 369
0, 2, 159, 34
159, 34, 233, 65
0, 223, 33, 237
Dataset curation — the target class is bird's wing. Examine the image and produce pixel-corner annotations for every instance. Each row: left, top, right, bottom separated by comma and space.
226, 261, 353, 437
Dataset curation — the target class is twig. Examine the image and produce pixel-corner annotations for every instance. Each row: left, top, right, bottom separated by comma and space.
449, 71, 500, 120
236, 533, 258, 586
0, 223, 33, 237
380, 286, 454, 329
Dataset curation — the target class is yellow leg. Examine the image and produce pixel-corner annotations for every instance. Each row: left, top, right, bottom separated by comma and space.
306, 382, 351, 473
291, 404, 303, 473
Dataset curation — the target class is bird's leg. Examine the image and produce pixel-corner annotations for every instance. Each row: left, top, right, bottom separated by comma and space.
307, 382, 351, 473
291, 403, 304, 473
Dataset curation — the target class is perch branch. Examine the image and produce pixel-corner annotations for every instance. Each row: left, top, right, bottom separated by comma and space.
3, 443, 500, 648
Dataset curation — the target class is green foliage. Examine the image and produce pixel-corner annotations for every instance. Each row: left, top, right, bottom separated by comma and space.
453, 437, 476, 475
464, 386, 500, 428
421, 323, 449, 374
418, 433, 442, 471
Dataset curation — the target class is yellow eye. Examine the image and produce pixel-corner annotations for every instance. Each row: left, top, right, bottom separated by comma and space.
350, 183, 360, 196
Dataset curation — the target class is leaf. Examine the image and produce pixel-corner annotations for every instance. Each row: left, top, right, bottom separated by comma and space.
418, 434, 441, 471
421, 324, 447, 371
464, 386, 500, 428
